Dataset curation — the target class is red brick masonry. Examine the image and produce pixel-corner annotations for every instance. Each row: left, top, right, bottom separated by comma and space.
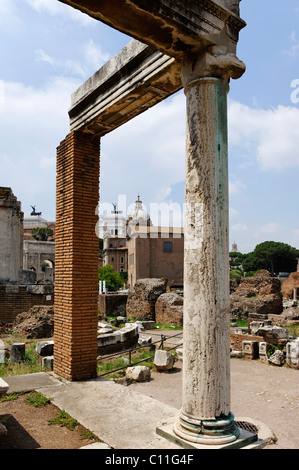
54, 131, 100, 381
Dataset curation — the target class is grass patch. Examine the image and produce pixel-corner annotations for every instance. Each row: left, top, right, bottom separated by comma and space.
80, 429, 100, 442
0, 391, 27, 402
231, 319, 248, 328
0, 337, 52, 377
97, 346, 156, 379
48, 410, 78, 431
25, 392, 53, 407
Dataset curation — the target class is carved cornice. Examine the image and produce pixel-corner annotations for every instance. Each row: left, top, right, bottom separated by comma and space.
58, 0, 246, 56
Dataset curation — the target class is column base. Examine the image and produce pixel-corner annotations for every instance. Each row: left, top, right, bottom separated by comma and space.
156, 414, 264, 449
173, 411, 239, 446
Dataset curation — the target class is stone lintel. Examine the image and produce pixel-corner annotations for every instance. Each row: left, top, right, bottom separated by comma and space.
69, 40, 182, 136
58, 0, 246, 58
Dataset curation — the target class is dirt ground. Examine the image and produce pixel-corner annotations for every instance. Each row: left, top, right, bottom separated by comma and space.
0, 392, 101, 449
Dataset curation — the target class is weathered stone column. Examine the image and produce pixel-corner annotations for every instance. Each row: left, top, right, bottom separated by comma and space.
173, 47, 246, 445
54, 130, 100, 381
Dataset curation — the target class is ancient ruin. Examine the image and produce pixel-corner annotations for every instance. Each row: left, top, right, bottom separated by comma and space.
52, 0, 267, 448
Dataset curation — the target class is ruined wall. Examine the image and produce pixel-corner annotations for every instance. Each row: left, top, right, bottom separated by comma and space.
230, 332, 264, 351
281, 272, 299, 299
0, 187, 23, 284
0, 285, 53, 322
98, 293, 127, 317
230, 270, 283, 319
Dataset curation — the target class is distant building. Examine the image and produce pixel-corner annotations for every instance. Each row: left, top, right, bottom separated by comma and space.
23, 214, 55, 241
0, 187, 23, 284
101, 195, 184, 287
127, 226, 184, 287
230, 242, 239, 253
98, 204, 127, 238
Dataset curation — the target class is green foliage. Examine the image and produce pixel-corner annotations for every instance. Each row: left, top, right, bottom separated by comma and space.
26, 392, 53, 407
119, 271, 128, 284
48, 410, 78, 431
243, 241, 299, 275
229, 252, 246, 268
0, 391, 27, 402
230, 269, 243, 283
32, 227, 54, 241
98, 264, 123, 291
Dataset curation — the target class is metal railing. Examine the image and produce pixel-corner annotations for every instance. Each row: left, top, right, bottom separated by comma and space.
97, 331, 183, 377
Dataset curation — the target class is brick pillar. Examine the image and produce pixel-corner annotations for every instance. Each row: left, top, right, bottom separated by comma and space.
54, 131, 100, 381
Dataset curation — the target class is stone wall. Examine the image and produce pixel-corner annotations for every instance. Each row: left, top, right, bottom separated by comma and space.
98, 293, 127, 317
126, 278, 166, 321
155, 292, 183, 326
0, 187, 23, 284
281, 272, 299, 299
0, 285, 54, 322
230, 270, 283, 319
230, 332, 265, 351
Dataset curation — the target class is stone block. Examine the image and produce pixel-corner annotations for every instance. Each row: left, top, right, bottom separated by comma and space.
126, 365, 151, 382
286, 338, 299, 369
154, 349, 175, 371
19, 269, 36, 285
242, 341, 259, 360
138, 335, 152, 346
155, 292, 183, 326
36, 340, 54, 356
137, 320, 155, 330
0, 377, 9, 396
258, 342, 269, 363
10, 343, 25, 364
230, 350, 243, 358
97, 324, 139, 354
42, 355, 54, 370
268, 350, 285, 367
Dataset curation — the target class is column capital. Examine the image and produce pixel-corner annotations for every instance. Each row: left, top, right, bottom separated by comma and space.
181, 46, 246, 89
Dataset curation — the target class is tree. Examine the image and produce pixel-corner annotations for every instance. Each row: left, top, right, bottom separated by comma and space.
243, 241, 299, 275
32, 227, 54, 241
230, 269, 243, 284
98, 265, 123, 292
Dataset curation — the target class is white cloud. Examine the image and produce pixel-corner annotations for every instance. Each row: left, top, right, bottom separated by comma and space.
84, 39, 111, 70
259, 223, 282, 234
0, 76, 81, 219
101, 92, 186, 206
287, 30, 299, 56
229, 175, 246, 195
25, 0, 96, 25
35, 49, 57, 66
229, 208, 239, 220
228, 101, 299, 170
231, 223, 248, 232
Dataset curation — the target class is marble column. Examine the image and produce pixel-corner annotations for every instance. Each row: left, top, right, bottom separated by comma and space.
173, 47, 246, 445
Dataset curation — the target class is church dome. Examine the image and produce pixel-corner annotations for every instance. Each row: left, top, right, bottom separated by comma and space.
126, 195, 151, 237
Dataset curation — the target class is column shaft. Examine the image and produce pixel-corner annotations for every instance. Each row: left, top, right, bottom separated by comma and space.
175, 77, 238, 444
54, 130, 100, 381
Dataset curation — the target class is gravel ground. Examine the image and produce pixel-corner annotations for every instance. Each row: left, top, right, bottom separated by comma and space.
132, 330, 299, 450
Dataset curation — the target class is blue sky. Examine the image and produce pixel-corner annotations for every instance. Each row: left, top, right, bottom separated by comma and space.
0, 0, 299, 254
